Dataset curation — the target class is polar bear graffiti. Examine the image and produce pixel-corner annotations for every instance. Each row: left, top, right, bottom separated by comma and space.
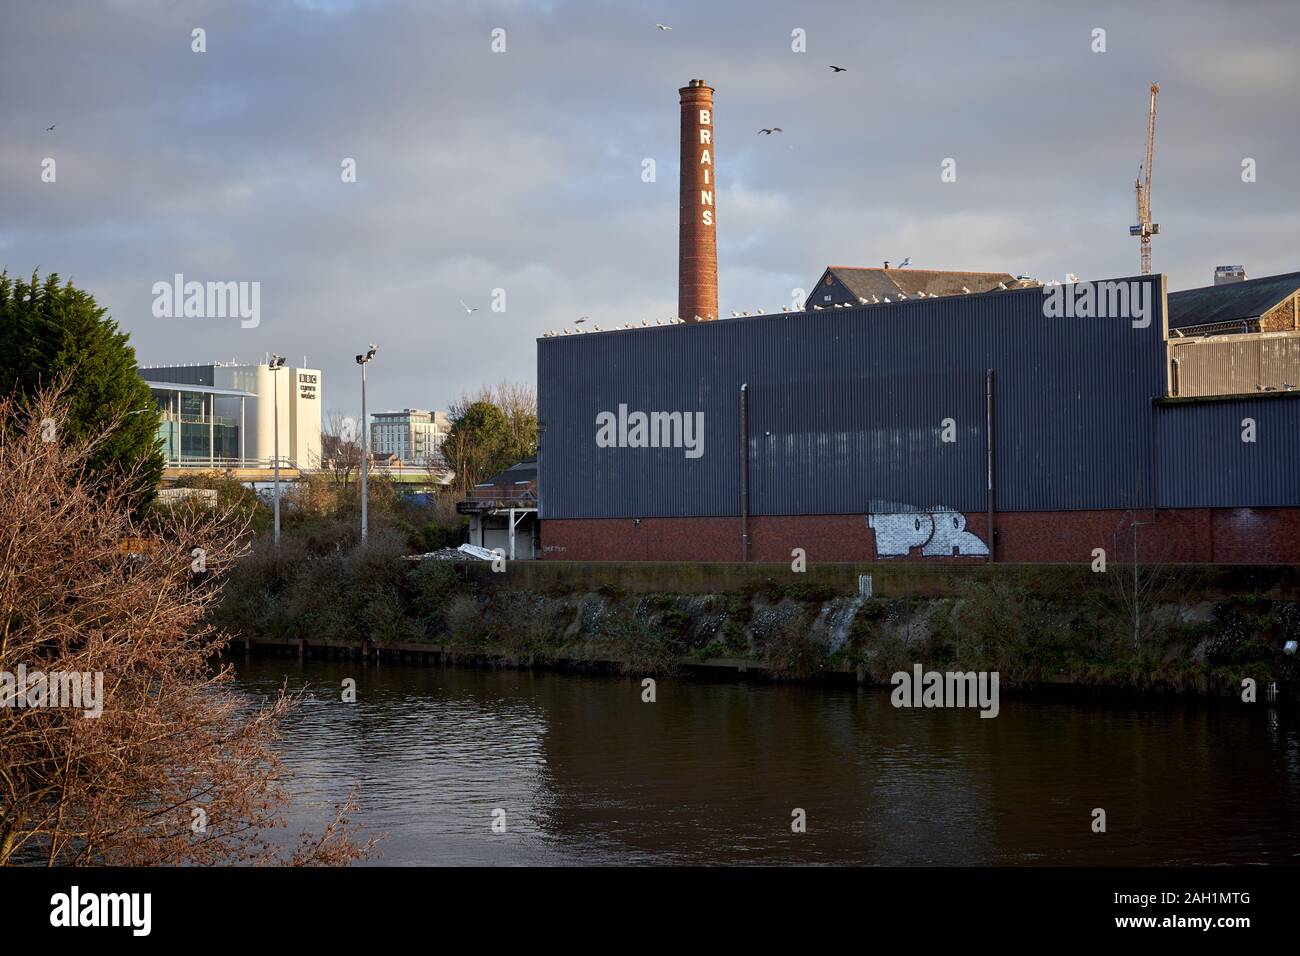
866, 508, 989, 558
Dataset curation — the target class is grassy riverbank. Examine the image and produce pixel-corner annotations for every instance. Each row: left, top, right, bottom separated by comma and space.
211, 529, 1300, 697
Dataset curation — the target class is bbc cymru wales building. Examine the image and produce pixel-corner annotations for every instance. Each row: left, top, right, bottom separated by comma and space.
138, 362, 322, 471
536, 275, 1300, 564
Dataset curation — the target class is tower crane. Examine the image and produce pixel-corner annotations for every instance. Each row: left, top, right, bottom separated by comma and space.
1130, 82, 1160, 275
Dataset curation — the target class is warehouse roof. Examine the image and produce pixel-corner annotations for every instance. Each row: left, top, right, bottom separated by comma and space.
479, 457, 537, 488
815, 266, 1020, 301
1168, 271, 1300, 331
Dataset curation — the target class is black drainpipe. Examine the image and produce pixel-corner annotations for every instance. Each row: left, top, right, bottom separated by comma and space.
986, 368, 995, 563
740, 383, 750, 562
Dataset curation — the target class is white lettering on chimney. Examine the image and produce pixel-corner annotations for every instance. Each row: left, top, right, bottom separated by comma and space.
698, 106, 713, 227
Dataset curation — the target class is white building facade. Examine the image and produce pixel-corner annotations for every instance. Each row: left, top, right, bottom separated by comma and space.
139, 362, 322, 469
370, 409, 450, 468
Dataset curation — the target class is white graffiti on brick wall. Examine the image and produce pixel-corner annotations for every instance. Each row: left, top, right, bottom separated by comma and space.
867, 507, 989, 558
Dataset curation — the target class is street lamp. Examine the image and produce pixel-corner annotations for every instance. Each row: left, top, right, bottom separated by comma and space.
355, 343, 377, 544
269, 354, 286, 547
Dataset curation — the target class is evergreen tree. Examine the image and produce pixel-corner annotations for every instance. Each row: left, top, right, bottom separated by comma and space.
444, 400, 513, 494
0, 270, 163, 508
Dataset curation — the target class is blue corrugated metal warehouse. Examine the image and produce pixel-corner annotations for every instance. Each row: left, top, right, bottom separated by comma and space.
537, 275, 1300, 564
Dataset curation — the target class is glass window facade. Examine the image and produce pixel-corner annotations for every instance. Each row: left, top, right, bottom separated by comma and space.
150, 386, 246, 466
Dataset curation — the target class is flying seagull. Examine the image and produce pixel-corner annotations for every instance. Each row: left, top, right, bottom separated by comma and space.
758, 127, 783, 135
896, 256, 912, 269
655, 23, 672, 30
829, 65, 847, 72
46, 124, 56, 131
575, 317, 588, 324
459, 299, 478, 314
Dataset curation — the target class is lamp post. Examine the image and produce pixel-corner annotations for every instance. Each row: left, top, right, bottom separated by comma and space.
269, 354, 286, 547
355, 344, 377, 544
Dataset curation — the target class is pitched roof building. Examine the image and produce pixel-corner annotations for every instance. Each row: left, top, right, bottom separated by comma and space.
1168, 270, 1300, 336
808, 265, 1021, 308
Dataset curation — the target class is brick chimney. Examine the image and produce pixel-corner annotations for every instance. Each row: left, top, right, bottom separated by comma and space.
679, 79, 717, 323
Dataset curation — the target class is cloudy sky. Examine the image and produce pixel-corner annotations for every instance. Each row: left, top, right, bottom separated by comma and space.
2, 0, 1297, 416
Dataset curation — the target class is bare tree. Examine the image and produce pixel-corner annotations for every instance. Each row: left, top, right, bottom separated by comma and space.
317, 409, 363, 486
1106, 509, 1201, 652
0, 388, 373, 865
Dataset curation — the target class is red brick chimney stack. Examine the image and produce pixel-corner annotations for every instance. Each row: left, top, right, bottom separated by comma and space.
678, 79, 717, 323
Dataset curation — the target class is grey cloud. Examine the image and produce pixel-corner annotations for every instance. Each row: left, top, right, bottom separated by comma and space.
1, 0, 1296, 414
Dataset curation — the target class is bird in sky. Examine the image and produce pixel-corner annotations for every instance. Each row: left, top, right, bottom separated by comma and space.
758, 127, 783, 135
897, 256, 912, 269
459, 300, 478, 313
575, 317, 588, 324
655, 23, 672, 31
46, 124, 55, 131
829, 65, 847, 72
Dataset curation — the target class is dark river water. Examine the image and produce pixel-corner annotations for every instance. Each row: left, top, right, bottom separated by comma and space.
230, 658, 1300, 866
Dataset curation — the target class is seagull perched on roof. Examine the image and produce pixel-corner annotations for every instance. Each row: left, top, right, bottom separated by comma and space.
757, 127, 783, 135
961, 286, 971, 294
997, 282, 1008, 290
1065, 273, 1079, 284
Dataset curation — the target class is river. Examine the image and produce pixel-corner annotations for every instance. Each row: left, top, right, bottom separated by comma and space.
230, 658, 1300, 865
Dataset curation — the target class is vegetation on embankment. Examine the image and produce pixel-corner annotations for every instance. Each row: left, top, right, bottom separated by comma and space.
212, 530, 1300, 697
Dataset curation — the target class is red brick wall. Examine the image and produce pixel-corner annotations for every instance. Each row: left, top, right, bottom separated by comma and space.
540, 508, 1300, 564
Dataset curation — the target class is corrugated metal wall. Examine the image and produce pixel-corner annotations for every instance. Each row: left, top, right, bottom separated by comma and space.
1156, 396, 1300, 507
1169, 331, 1300, 396
538, 276, 1231, 518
